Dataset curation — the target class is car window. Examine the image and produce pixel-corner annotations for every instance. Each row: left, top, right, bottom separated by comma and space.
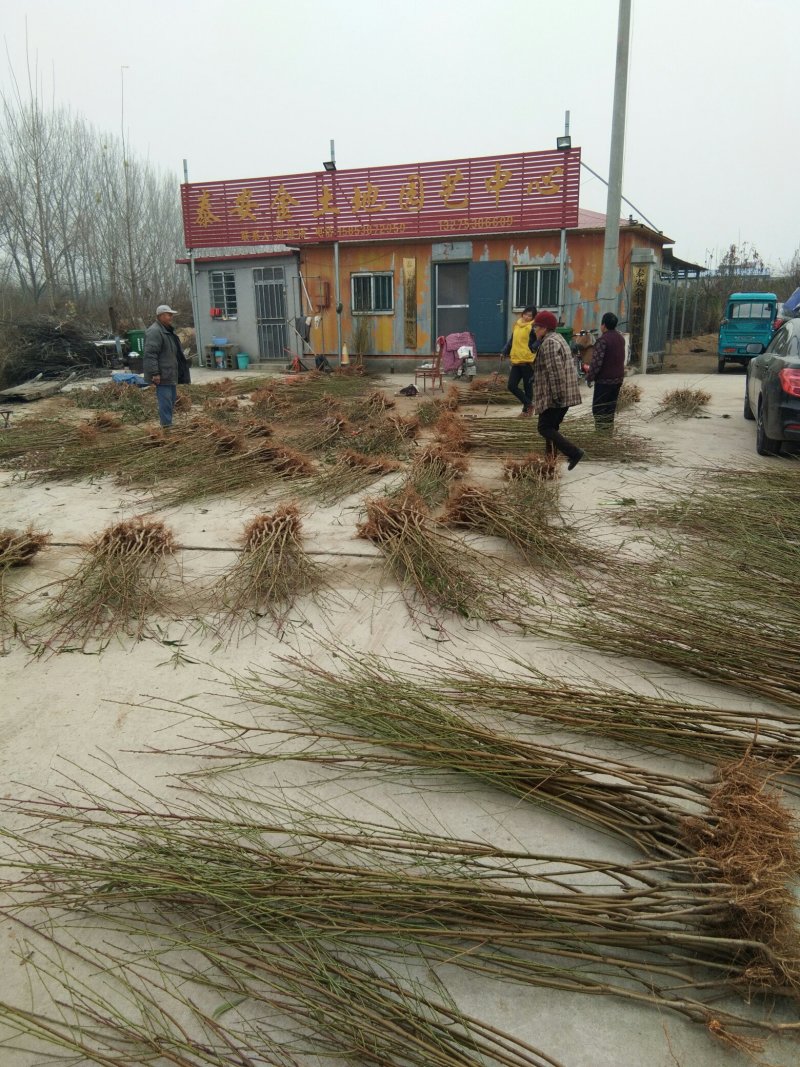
788, 334, 800, 358
729, 301, 775, 319
767, 328, 788, 354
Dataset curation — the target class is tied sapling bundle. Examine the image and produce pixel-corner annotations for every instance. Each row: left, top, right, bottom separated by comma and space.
301, 448, 403, 505
220, 653, 800, 1000
5, 790, 799, 1049
356, 490, 530, 627
40, 516, 178, 649
399, 443, 469, 507
0, 527, 50, 642
212, 504, 327, 633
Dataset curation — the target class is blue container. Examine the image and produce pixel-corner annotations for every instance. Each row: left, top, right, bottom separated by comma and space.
214, 349, 225, 369
236, 352, 250, 370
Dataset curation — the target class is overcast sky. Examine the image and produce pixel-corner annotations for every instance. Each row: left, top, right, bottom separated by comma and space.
2, 0, 795, 270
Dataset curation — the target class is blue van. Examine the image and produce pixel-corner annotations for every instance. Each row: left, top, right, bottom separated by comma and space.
718, 292, 777, 372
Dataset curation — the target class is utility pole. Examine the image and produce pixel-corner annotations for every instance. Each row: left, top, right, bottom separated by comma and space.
328, 139, 343, 367
120, 65, 137, 320
597, 0, 631, 315
558, 110, 569, 322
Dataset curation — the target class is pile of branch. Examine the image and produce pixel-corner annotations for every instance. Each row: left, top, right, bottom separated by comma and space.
0, 526, 49, 641
399, 442, 468, 506
356, 490, 529, 626
302, 448, 403, 504
459, 376, 518, 405
222, 656, 800, 995
210, 504, 327, 633
1, 796, 574, 1066
657, 387, 712, 418
0, 316, 107, 387
68, 381, 159, 423
442, 480, 584, 572
469, 413, 658, 462
39, 515, 178, 650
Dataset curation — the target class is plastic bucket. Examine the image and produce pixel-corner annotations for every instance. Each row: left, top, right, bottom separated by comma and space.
127, 329, 146, 354
236, 352, 250, 370
214, 349, 225, 369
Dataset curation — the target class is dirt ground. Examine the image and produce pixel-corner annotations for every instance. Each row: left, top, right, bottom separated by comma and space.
0, 366, 797, 1067
661, 331, 721, 373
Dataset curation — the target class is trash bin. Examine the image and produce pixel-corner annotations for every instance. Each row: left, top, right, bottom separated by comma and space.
556, 326, 573, 345
127, 329, 146, 354
236, 353, 250, 371
214, 349, 226, 370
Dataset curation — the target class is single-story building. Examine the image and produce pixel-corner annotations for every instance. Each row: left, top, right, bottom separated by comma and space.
179, 148, 675, 370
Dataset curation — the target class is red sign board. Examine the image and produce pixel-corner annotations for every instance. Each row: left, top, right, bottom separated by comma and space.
181, 147, 580, 248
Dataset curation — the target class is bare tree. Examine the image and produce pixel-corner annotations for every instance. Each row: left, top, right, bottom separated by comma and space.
0, 58, 189, 326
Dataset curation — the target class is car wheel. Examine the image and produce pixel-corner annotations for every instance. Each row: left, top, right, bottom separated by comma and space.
756, 399, 781, 455
717, 358, 726, 373
743, 376, 755, 420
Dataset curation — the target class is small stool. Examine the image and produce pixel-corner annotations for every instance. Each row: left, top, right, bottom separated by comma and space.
0, 409, 13, 429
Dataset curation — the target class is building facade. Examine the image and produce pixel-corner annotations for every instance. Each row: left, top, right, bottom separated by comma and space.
180, 149, 671, 368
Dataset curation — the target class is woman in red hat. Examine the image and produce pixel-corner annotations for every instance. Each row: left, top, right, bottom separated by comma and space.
530, 311, 584, 470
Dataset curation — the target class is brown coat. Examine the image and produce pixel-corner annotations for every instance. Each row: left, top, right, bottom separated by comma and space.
531, 331, 582, 414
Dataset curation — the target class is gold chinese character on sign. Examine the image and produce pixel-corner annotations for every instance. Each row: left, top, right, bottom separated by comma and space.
399, 174, 425, 211
314, 186, 340, 216
485, 162, 511, 205
272, 184, 299, 222
440, 169, 468, 209
231, 188, 258, 221
526, 165, 564, 197
195, 190, 221, 227
351, 182, 386, 214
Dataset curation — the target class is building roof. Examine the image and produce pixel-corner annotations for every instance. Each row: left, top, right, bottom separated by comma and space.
662, 248, 707, 275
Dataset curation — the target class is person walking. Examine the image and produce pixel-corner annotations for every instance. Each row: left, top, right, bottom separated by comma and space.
530, 310, 584, 470
143, 304, 191, 428
500, 305, 538, 417
584, 312, 626, 431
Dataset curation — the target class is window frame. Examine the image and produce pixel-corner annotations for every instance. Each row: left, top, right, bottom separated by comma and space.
351, 271, 394, 315
512, 266, 561, 312
209, 269, 238, 318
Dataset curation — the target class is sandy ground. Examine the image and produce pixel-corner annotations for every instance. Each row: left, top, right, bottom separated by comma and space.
0, 361, 796, 1066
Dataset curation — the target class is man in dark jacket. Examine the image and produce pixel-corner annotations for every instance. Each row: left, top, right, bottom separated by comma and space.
584, 312, 626, 431
143, 304, 191, 428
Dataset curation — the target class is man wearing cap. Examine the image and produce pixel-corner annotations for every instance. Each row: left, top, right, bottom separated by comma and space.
530, 311, 584, 470
143, 305, 191, 428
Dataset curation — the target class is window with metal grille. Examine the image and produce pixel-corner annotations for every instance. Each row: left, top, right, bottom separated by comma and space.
209, 270, 238, 317
513, 267, 560, 311
351, 272, 394, 314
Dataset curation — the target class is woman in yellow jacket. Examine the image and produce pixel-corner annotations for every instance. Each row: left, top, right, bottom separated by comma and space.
500, 305, 538, 417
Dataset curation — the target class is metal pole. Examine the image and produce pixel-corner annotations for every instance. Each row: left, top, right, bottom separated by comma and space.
598, 0, 632, 316
680, 273, 689, 339
334, 240, 342, 367
558, 110, 569, 321
640, 264, 653, 375
691, 271, 700, 335
183, 158, 203, 368
329, 139, 343, 367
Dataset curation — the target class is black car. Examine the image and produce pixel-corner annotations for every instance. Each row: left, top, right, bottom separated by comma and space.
744, 318, 800, 455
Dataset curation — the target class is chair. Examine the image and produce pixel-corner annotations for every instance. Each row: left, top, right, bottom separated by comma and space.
414, 337, 444, 392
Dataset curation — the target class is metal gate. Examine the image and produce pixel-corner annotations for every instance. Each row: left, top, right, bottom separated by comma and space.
647, 278, 671, 368
253, 266, 287, 360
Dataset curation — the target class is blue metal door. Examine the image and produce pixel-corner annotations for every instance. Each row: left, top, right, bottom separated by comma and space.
468, 262, 507, 352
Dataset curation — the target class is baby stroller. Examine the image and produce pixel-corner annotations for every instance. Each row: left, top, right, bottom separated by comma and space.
439, 332, 478, 381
